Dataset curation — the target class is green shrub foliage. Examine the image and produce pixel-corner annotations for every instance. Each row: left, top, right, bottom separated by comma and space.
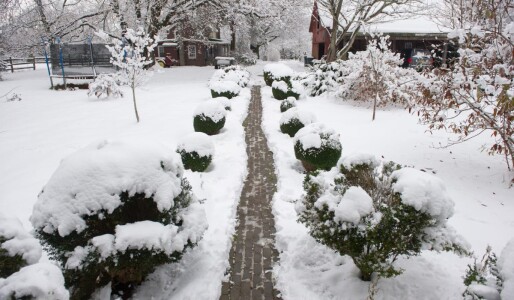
280, 97, 296, 112
178, 150, 212, 172
293, 124, 342, 171
211, 90, 238, 99
36, 184, 196, 299
271, 80, 300, 100
281, 119, 305, 137
0, 239, 27, 278
194, 114, 226, 135
297, 156, 469, 281
462, 246, 503, 299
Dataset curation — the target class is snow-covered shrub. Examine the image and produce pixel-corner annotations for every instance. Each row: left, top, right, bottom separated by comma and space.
263, 63, 294, 86
293, 123, 342, 171
307, 60, 345, 97
213, 96, 232, 111
297, 154, 469, 281
193, 102, 227, 135
177, 132, 215, 172
463, 238, 514, 300
30, 140, 207, 299
463, 246, 502, 300
211, 66, 250, 88
0, 262, 69, 299
88, 73, 124, 99
235, 52, 257, 66
0, 214, 42, 278
280, 97, 296, 112
271, 80, 301, 100
209, 80, 241, 99
279, 108, 316, 137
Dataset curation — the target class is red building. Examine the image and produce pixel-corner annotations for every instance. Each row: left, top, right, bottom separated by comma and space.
309, 1, 331, 60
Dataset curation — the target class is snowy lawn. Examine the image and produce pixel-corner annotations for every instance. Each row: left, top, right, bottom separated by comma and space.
259, 61, 514, 299
0, 66, 250, 299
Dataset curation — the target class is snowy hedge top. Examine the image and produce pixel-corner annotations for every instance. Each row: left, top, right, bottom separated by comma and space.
210, 67, 250, 87
293, 123, 341, 150
283, 97, 297, 106
263, 63, 294, 77
209, 80, 241, 94
194, 101, 227, 123
30, 140, 185, 237
391, 168, 454, 221
177, 132, 215, 157
279, 108, 317, 126
500, 238, 514, 299
272, 80, 289, 92
0, 262, 69, 299
341, 153, 380, 170
314, 186, 373, 225
213, 97, 232, 110
0, 214, 42, 264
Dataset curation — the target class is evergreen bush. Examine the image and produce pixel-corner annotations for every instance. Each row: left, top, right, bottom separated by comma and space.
271, 80, 300, 100
193, 102, 227, 135
210, 80, 241, 99
177, 133, 215, 172
263, 63, 294, 86
279, 108, 316, 137
280, 97, 296, 112
0, 214, 42, 279
30, 141, 207, 299
293, 123, 342, 171
297, 154, 469, 281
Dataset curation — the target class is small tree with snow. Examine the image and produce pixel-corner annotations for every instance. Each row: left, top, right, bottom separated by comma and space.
100, 27, 157, 122
413, 0, 514, 173
88, 73, 124, 99
297, 154, 469, 281
30, 140, 207, 299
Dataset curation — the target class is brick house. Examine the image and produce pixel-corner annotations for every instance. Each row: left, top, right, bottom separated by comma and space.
309, 1, 452, 66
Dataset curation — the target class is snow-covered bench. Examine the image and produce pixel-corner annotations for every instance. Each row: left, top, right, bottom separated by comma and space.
214, 57, 235, 69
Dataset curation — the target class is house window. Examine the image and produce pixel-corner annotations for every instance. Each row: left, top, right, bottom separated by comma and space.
157, 46, 165, 57
188, 45, 197, 59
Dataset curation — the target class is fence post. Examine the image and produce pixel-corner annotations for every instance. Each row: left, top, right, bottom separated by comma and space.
33, 57, 36, 70
10, 57, 13, 73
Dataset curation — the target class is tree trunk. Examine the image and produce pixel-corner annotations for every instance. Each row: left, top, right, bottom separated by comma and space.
326, 18, 339, 62
33, 0, 52, 40
131, 84, 140, 123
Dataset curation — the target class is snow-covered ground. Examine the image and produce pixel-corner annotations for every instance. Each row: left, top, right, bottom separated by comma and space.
1, 60, 513, 299
0, 66, 250, 299
258, 61, 514, 299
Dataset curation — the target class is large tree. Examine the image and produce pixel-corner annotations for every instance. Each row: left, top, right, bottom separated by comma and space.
316, 0, 422, 62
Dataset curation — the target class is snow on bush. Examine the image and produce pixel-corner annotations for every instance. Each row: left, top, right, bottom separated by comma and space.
210, 65, 250, 88
306, 60, 345, 97
280, 96, 296, 112
293, 123, 342, 171
177, 132, 215, 172
462, 246, 502, 300
209, 80, 241, 99
30, 140, 207, 299
500, 238, 514, 299
0, 214, 42, 278
0, 262, 69, 300
279, 108, 316, 137
213, 96, 232, 111
271, 80, 301, 100
87, 73, 124, 99
263, 63, 294, 86
297, 154, 470, 281
193, 101, 227, 135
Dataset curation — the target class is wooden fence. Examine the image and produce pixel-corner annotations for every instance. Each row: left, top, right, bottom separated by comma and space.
0, 57, 46, 73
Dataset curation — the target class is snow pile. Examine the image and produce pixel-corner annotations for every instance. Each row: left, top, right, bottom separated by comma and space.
209, 80, 241, 95
279, 108, 316, 127
341, 153, 380, 170
0, 214, 42, 266
263, 63, 295, 78
0, 263, 69, 300
272, 80, 289, 93
177, 132, 215, 158
392, 168, 455, 221
194, 101, 227, 123
30, 140, 186, 237
314, 186, 374, 225
213, 97, 232, 111
293, 123, 341, 151
500, 238, 514, 299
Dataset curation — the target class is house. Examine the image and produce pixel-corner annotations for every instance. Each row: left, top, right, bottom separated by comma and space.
309, 1, 453, 67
